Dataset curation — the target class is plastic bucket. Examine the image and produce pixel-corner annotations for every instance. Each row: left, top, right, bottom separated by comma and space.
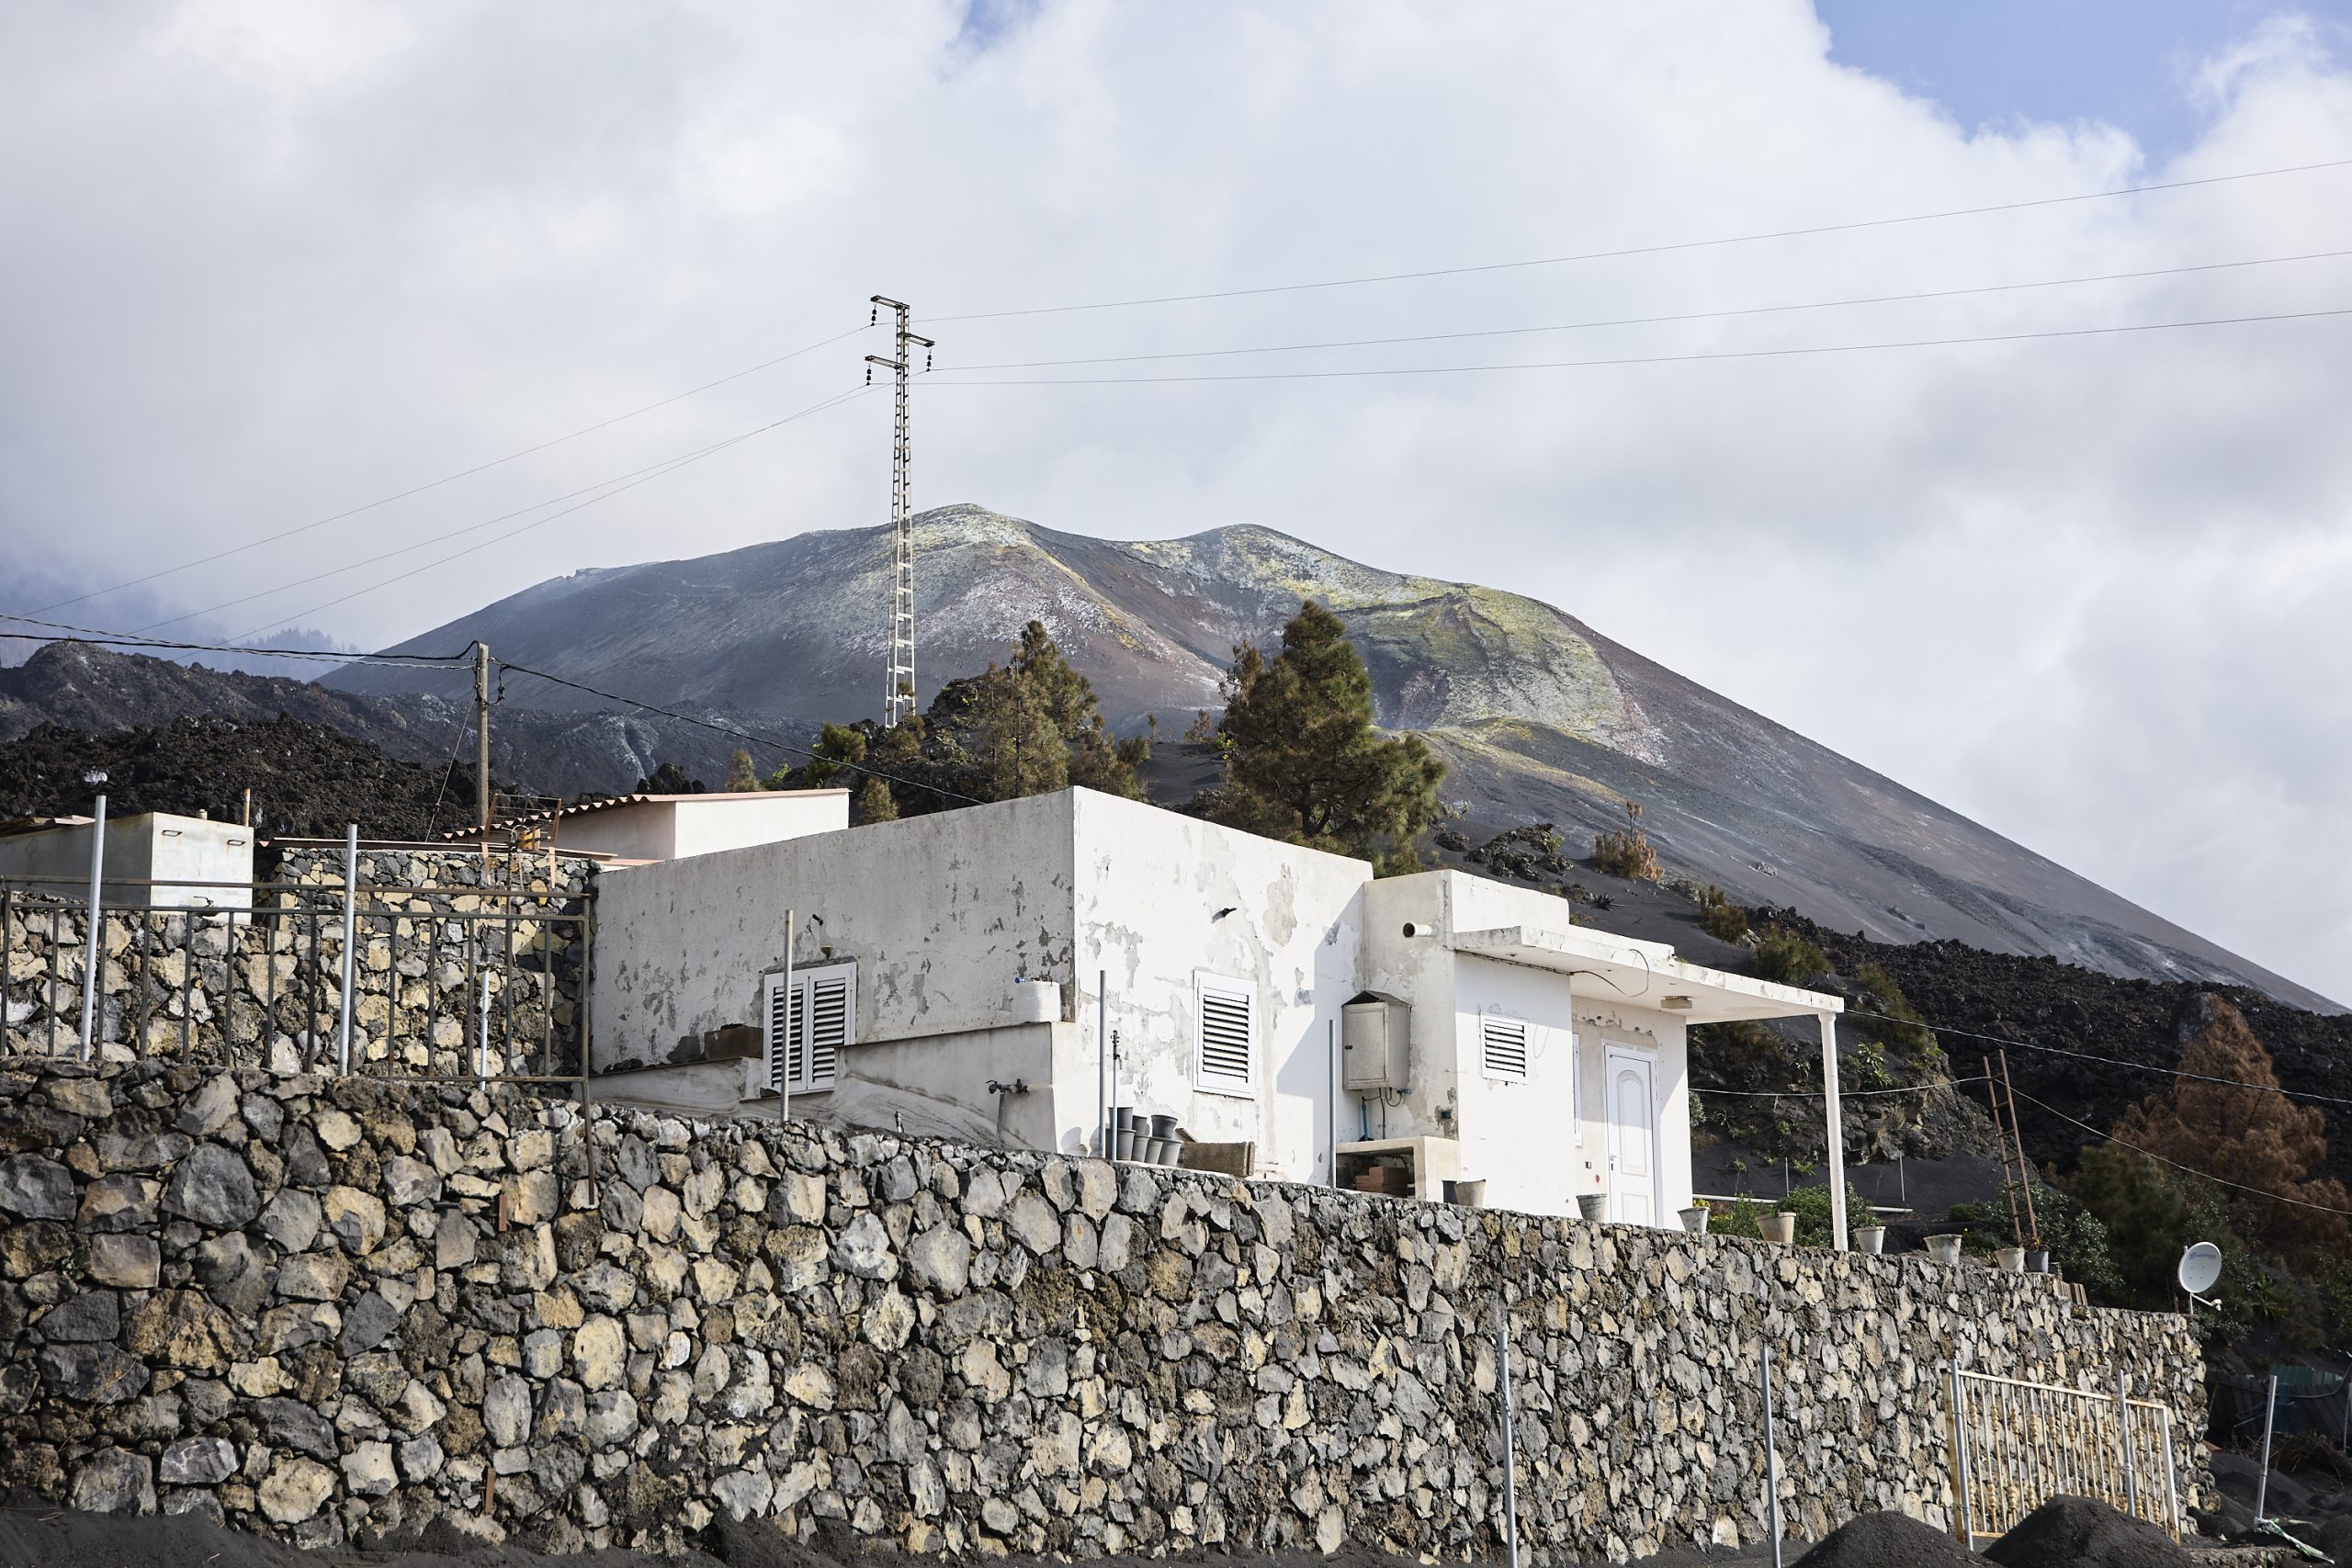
1679, 1206, 1709, 1235
1149, 1112, 1179, 1139
1452, 1179, 1487, 1208
1577, 1193, 1607, 1222
1762, 1213, 1797, 1245
1926, 1234, 1962, 1265
1854, 1225, 1885, 1255
1995, 1247, 2025, 1273
2026, 1247, 2051, 1274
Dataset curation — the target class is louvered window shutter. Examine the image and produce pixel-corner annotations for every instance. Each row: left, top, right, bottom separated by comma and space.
1195, 976, 1255, 1093
807, 974, 848, 1089
1481, 1015, 1530, 1082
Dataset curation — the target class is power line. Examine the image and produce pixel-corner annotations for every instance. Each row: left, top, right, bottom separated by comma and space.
133, 390, 862, 637
0, 619, 469, 668
2006, 1084, 2352, 1221
936, 248, 2352, 372
13, 322, 871, 622
492, 660, 985, 807
1846, 1007, 2352, 1111
927, 303, 2352, 386
224, 387, 869, 643
922, 155, 2352, 322
1696, 1074, 1992, 1100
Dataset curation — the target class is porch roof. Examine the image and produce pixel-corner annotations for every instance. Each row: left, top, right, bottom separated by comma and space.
1448, 924, 1843, 1023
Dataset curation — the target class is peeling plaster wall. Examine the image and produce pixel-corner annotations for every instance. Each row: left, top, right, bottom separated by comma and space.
1069, 793, 1369, 1178
589, 794, 1080, 1073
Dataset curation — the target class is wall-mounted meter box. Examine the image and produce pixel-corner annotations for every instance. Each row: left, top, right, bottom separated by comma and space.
1341, 991, 1410, 1091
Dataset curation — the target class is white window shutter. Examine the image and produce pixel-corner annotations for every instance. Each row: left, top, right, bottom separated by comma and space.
1481, 1014, 1530, 1082
807, 973, 848, 1089
764, 963, 854, 1096
1195, 976, 1255, 1094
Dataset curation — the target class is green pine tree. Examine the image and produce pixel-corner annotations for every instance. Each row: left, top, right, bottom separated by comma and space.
1204, 600, 1444, 872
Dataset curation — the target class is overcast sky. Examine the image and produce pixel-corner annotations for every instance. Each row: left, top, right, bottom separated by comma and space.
3, 2, 2348, 1005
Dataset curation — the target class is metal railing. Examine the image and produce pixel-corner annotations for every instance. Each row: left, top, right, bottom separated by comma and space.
1949, 1366, 2183, 1544
1, 869, 592, 1089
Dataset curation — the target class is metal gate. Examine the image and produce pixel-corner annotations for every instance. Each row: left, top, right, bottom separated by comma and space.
1949, 1367, 2183, 1545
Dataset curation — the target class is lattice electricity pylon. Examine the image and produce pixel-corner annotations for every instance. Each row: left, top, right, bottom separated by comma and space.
866, 296, 933, 727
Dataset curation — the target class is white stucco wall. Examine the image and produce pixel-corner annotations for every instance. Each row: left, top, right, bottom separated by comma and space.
0, 813, 254, 910
553, 791, 849, 863
1362, 870, 1693, 1224
589, 791, 1079, 1069
670, 792, 849, 859
1069, 792, 1371, 1179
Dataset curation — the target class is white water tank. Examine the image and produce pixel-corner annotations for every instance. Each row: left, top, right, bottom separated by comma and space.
1341, 991, 1409, 1091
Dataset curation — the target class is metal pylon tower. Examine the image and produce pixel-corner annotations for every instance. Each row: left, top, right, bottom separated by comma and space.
866, 296, 933, 727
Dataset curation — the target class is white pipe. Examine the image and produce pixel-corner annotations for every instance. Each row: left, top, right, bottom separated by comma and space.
1097, 969, 1108, 1157
336, 824, 357, 1074
1496, 1297, 1520, 1568
1819, 1012, 1848, 1250
2255, 1372, 2278, 1523
77, 794, 107, 1062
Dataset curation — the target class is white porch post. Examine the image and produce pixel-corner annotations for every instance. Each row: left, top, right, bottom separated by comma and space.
1819, 1011, 1848, 1251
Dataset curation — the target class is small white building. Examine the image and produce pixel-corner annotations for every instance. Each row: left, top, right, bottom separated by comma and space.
589, 787, 1849, 1235
471, 789, 849, 863
0, 811, 254, 911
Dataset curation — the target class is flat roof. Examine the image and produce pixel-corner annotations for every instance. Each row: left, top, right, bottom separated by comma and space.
437, 788, 849, 841
1450, 923, 1842, 1023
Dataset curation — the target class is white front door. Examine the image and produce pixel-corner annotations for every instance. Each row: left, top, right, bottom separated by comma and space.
1605, 1047, 1657, 1226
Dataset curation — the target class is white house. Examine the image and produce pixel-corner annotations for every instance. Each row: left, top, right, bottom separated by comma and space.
0, 810, 254, 911
458, 788, 850, 863
587, 786, 1851, 1238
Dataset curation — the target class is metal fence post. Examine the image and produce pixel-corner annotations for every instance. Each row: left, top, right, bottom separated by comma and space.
2255, 1372, 2278, 1525
1950, 1362, 1973, 1547
1763, 1344, 1782, 1568
77, 791, 108, 1062
2115, 1367, 2138, 1521
1496, 1296, 1521, 1568
336, 825, 357, 1074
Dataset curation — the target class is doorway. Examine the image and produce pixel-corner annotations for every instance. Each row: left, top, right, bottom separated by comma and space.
1605, 1046, 1657, 1226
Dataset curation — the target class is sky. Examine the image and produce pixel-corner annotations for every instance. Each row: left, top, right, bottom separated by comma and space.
1, 1, 2348, 1005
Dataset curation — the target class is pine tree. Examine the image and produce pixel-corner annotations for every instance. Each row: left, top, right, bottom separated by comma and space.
1204, 600, 1444, 871
724, 749, 761, 792
855, 774, 898, 823
2114, 993, 2349, 1258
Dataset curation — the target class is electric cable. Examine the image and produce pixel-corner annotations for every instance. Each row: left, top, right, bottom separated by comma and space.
922, 155, 2352, 321
935, 247, 2352, 372
13, 321, 872, 621
492, 660, 985, 807
223, 387, 869, 642
2005, 1084, 2352, 1220
131, 387, 862, 636
928, 302, 2352, 385
1845, 1007, 2352, 1111
0, 620, 468, 668
1695, 1075, 1992, 1100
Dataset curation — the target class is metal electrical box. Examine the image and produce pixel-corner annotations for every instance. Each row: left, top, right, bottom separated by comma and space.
1341, 991, 1410, 1091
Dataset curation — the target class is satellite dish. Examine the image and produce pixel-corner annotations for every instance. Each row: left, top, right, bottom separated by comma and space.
2177, 1242, 2223, 1296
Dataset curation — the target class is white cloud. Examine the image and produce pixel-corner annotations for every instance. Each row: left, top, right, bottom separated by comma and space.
1, 0, 2348, 1000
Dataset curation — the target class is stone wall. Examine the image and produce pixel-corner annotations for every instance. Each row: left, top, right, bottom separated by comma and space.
0, 1061, 2205, 1561
2, 849, 594, 1078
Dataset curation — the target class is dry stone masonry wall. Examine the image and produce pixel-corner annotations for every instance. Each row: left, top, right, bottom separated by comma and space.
1, 848, 593, 1077
0, 1061, 2204, 1561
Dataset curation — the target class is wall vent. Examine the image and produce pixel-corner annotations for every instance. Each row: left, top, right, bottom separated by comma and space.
1480, 1014, 1530, 1083
764, 962, 854, 1095
1195, 975, 1256, 1094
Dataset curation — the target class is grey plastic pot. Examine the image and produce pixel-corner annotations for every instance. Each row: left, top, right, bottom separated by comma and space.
1679, 1206, 1709, 1235
2026, 1247, 2051, 1274
1926, 1234, 1962, 1265
1159, 1140, 1183, 1168
1114, 1130, 1136, 1160
1853, 1224, 1886, 1255
1149, 1112, 1180, 1139
1577, 1193, 1607, 1222
1762, 1212, 1797, 1245
1995, 1247, 2026, 1273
